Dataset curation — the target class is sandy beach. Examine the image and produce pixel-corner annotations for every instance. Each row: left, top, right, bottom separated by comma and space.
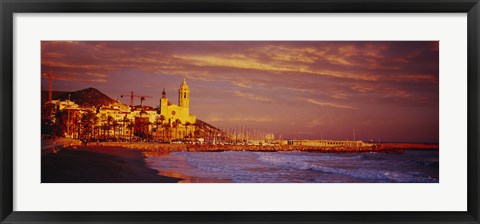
41, 146, 182, 183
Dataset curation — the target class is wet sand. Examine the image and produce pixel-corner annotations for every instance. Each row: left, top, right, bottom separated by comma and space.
155, 170, 231, 183
41, 146, 182, 183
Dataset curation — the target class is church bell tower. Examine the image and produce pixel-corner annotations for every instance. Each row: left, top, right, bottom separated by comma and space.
160, 88, 168, 114
178, 78, 190, 108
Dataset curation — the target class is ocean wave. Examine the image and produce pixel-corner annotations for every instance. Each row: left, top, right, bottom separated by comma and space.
255, 153, 438, 183
146, 151, 438, 183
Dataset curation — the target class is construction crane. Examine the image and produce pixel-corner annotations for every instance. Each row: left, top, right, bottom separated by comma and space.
121, 91, 153, 108
41, 70, 57, 103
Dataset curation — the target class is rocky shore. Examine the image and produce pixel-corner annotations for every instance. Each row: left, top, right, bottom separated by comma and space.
86, 142, 438, 153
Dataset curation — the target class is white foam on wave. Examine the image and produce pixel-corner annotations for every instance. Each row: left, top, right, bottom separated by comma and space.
255, 152, 438, 183
145, 151, 439, 183
182, 151, 284, 182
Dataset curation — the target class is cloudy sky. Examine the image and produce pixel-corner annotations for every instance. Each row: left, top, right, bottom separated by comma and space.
41, 41, 439, 143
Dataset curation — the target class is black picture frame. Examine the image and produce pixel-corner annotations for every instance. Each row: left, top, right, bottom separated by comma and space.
1, 0, 479, 223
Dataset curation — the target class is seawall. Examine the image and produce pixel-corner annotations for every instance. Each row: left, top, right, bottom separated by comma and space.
84, 142, 435, 153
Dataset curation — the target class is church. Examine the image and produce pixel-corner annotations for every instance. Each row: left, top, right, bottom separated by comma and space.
156, 78, 196, 139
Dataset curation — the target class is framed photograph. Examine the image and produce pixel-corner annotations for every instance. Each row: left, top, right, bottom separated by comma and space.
1, 0, 479, 223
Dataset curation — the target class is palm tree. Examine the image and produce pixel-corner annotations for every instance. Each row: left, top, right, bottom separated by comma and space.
122, 116, 129, 140
93, 116, 99, 140
148, 121, 154, 141
175, 119, 182, 140
185, 121, 191, 140
80, 111, 96, 141
127, 121, 134, 142
106, 115, 114, 140
171, 120, 177, 140
158, 115, 166, 140
112, 119, 118, 141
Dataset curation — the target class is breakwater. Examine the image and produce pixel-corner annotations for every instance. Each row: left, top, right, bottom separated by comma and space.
85, 142, 434, 153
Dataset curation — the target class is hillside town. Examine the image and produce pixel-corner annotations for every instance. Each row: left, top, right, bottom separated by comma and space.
41, 79, 219, 144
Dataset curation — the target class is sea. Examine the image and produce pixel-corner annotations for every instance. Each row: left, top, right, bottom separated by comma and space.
144, 150, 439, 183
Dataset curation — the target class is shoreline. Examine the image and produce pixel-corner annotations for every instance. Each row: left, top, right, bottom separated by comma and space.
155, 170, 232, 183
41, 146, 182, 183
143, 146, 439, 183
41, 144, 439, 183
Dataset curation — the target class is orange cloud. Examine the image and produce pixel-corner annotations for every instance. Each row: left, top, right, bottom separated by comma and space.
391, 74, 438, 83
41, 73, 107, 83
42, 60, 115, 71
231, 90, 273, 102
303, 98, 356, 110
173, 54, 379, 81
351, 84, 412, 98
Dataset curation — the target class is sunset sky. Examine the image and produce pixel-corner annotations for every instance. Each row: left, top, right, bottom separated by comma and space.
41, 41, 439, 143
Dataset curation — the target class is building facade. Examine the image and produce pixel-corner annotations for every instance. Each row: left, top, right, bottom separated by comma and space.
159, 78, 196, 126
156, 78, 197, 140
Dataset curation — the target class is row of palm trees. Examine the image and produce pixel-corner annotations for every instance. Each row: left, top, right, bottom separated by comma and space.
152, 115, 195, 141
78, 112, 195, 142
41, 101, 197, 142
